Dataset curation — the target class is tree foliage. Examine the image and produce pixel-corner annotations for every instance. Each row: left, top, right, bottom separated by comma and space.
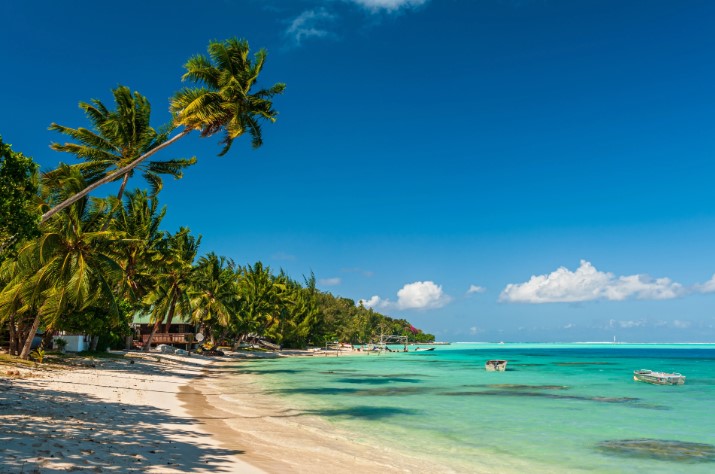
0, 37, 432, 359
0, 137, 40, 258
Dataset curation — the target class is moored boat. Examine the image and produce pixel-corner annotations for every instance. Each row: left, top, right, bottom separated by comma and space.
485, 360, 508, 372
633, 369, 685, 385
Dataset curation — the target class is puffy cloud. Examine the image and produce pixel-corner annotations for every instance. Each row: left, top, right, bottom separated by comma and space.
360, 280, 451, 311
396, 281, 451, 309
347, 0, 428, 12
359, 295, 384, 308
467, 284, 486, 295
319, 277, 341, 286
285, 8, 336, 45
500, 260, 685, 304
695, 274, 715, 293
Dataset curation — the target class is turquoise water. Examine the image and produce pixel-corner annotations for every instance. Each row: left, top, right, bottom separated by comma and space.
243, 344, 715, 472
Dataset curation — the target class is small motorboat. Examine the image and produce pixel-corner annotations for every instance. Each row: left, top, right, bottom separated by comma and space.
633, 369, 685, 385
414, 347, 435, 351
485, 360, 508, 372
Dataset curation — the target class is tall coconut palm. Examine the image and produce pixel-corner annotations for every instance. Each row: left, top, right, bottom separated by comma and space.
109, 190, 167, 302
190, 253, 237, 342
42, 38, 285, 223
235, 262, 287, 341
48, 85, 196, 204
142, 228, 200, 351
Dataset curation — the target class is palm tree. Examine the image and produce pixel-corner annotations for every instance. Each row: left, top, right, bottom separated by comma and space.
190, 253, 237, 344
109, 190, 167, 302
0, 167, 121, 359
235, 262, 287, 342
142, 228, 200, 351
48, 85, 196, 203
41, 38, 285, 223
171, 37, 286, 155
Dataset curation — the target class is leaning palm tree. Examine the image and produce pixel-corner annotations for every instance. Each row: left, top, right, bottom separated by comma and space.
48, 86, 196, 203
41, 38, 285, 223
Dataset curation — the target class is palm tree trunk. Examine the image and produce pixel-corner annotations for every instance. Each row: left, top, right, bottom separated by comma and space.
41, 128, 191, 223
99, 173, 131, 232
8, 314, 17, 356
19, 313, 41, 360
143, 293, 178, 351
116, 173, 131, 203
164, 308, 176, 334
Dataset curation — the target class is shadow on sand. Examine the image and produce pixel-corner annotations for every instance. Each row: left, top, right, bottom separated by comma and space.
0, 372, 243, 473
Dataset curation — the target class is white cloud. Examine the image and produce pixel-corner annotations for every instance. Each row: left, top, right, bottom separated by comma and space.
695, 274, 715, 293
469, 326, 482, 335
285, 8, 336, 45
672, 319, 692, 329
347, 0, 428, 12
396, 281, 451, 309
467, 284, 486, 295
319, 277, 341, 286
500, 260, 685, 304
359, 295, 384, 308
618, 320, 646, 328
360, 280, 451, 311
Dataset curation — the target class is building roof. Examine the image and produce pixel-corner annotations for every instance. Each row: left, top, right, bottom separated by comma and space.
132, 312, 193, 325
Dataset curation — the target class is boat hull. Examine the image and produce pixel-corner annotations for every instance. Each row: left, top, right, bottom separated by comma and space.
486, 360, 507, 372
633, 370, 685, 385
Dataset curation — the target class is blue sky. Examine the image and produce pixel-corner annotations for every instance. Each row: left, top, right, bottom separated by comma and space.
2, 0, 715, 341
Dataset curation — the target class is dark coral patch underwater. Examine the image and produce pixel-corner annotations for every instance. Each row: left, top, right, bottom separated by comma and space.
597, 439, 715, 463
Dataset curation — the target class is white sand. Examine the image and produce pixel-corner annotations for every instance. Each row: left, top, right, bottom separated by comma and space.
185, 356, 462, 474
0, 353, 263, 473
1, 350, 498, 473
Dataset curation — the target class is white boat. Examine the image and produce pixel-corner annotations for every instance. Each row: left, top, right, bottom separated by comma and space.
633, 369, 685, 385
485, 360, 507, 372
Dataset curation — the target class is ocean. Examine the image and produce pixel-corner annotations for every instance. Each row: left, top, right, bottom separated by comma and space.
222, 343, 715, 472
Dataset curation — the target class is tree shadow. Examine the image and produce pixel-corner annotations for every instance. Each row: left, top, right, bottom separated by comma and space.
0, 376, 244, 473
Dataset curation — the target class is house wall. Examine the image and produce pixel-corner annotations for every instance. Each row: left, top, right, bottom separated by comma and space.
55, 335, 89, 352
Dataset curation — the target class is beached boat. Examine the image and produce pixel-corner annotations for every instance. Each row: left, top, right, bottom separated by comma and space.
633, 369, 685, 385
485, 360, 507, 372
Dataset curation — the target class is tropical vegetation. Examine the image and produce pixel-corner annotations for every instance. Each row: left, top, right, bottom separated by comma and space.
0, 38, 433, 360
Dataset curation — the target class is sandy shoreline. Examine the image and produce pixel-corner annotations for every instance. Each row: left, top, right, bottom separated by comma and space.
1, 352, 262, 473
183, 358, 458, 473
1, 350, 489, 473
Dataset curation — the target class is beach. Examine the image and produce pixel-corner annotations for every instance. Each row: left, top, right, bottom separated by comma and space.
4, 345, 714, 473
183, 354, 464, 474
0, 352, 263, 473
1, 350, 456, 474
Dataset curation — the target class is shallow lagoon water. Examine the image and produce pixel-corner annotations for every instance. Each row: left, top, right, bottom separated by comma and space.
241, 344, 715, 472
